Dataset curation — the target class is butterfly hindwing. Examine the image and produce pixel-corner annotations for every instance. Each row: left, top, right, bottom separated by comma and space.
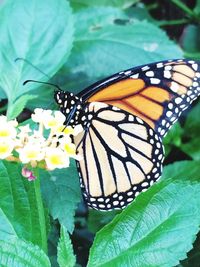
74, 102, 164, 210
79, 59, 200, 138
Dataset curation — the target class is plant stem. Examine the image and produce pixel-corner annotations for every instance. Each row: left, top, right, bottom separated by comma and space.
170, 0, 195, 17
34, 169, 47, 253
158, 18, 189, 26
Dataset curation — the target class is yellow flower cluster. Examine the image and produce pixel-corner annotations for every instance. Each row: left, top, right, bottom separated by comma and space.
0, 108, 82, 171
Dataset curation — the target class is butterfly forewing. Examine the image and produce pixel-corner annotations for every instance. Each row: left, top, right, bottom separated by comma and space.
74, 102, 164, 211
79, 59, 200, 138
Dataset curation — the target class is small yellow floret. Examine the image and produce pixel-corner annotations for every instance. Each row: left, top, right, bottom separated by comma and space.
45, 148, 69, 170
0, 123, 17, 139
49, 155, 63, 165
0, 130, 10, 137
63, 143, 76, 155
57, 126, 74, 135
0, 144, 9, 153
0, 141, 14, 159
17, 145, 45, 164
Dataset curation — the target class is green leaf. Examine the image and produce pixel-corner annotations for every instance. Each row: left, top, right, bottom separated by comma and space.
194, 0, 200, 16
0, 208, 16, 241
0, 0, 74, 118
57, 226, 76, 267
125, 6, 157, 23
0, 238, 51, 267
88, 176, 200, 267
8, 94, 37, 120
175, 102, 200, 160
61, 7, 183, 93
176, 103, 200, 160
48, 222, 60, 267
181, 138, 200, 161
0, 186, 50, 266
40, 160, 81, 233
88, 210, 120, 233
163, 122, 183, 156
26, 85, 56, 111
180, 232, 200, 267
70, 0, 139, 10
0, 161, 48, 250
184, 102, 200, 139
181, 25, 200, 54
162, 160, 200, 180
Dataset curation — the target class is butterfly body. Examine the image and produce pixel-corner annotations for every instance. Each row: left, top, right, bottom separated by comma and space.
54, 90, 85, 127
55, 59, 200, 211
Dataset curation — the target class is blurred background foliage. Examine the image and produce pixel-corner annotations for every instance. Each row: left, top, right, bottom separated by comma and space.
0, 0, 200, 266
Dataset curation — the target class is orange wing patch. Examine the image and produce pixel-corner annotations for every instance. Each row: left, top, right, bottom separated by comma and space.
87, 61, 198, 130
141, 87, 170, 103
88, 79, 170, 129
88, 79, 145, 102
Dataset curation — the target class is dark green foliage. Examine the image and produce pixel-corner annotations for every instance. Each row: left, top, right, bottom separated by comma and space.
0, 0, 199, 266
88, 174, 200, 267
40, 160, 81, 234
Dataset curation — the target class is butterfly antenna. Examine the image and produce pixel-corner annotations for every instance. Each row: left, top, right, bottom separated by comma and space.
23, 79, 62, 91
15, 57, 51, 79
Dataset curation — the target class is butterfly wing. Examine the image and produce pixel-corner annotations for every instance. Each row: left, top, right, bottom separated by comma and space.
55, 59, 200, 211
74, 102, 164, 210
78, 59, 200, 138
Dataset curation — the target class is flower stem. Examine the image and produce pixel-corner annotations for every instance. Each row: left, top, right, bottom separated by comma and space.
34, 169, 47, 253
170, 0, 195, 17
158, 18, 189, 26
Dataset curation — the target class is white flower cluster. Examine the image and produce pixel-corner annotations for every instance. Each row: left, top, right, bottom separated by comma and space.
0, 108, 82, 171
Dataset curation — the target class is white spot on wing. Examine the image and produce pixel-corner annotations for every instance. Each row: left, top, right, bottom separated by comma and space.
142, 66, 150, 71
193, 82, 198, 87
165, 65, 172, 71
170, 82, 179, 92
166, 111, 173, 117
164, 70, 171, 79
157, 63, 163, 68
192, 63, 198, 71
131, 73, 139, 79
145, 71, 154, 77
150, 78, 160, 84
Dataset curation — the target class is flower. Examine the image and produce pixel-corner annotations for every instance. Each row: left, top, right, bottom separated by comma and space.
59, 139, 81, 159
43, 111, 66, 131
57, 125, 74, 135
22, 167, 36, 181
0, 115, 17, 139
17, 143, 45, 164
1, 108, 83, 175
44, 147, 69, 170
18, 125, 31, 135
0, 139, 15, 159
31, 108, 52, 123
63, 142, 76, 155
57, 124, 83, 137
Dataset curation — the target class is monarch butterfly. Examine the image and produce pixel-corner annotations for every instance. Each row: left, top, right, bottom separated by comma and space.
54, 59, 200, 211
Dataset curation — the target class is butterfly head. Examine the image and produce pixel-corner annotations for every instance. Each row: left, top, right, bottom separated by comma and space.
54, 89, 84, 127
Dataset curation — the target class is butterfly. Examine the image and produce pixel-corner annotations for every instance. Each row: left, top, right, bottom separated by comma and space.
54, 59, 200, 211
